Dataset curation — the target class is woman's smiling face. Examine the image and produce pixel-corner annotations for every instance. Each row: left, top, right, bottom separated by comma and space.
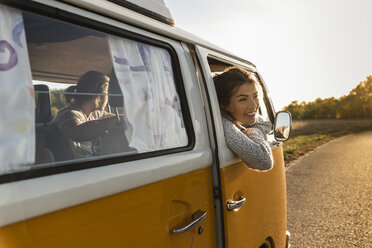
226, 82, 260, 125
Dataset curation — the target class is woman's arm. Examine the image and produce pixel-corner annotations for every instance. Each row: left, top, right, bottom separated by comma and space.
61, 114, 119, 142
222, 117, 273, 170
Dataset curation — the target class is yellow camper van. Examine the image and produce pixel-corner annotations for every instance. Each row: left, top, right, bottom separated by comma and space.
0, 0, 291, 247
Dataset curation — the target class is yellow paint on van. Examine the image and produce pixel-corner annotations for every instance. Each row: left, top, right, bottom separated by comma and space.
220, 146, 287, 247
0, 167, 216, 248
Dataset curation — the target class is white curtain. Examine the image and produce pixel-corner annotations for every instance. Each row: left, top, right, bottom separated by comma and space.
107, 36, 187, 152
0, 5, 35, 172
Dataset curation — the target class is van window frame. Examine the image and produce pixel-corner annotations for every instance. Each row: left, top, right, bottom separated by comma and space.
194, 45, 278, 169
207, 55, 276, 123
0, 1, 195, 184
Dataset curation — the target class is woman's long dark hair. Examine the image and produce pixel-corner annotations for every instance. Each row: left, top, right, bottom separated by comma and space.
213, 66, 259, 108
64, 71, 109, 105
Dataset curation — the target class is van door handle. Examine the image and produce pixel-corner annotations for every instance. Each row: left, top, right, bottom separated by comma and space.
226, 196, 246, 211
170, 210, 207, 234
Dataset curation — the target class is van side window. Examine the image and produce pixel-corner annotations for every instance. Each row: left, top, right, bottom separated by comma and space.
207, 57, 271, 122
0, 7, 189, 176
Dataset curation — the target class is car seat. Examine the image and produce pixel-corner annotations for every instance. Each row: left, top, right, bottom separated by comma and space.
34, 84, 76, 163
34, 84, 54, 164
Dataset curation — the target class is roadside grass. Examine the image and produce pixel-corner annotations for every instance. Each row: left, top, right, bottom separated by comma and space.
283, 119, 372, 165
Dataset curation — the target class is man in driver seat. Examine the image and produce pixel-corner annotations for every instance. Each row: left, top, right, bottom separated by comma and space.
52, 71, 120, 158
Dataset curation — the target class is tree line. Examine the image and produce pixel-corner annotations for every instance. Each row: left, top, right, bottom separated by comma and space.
283, 75, 372, 119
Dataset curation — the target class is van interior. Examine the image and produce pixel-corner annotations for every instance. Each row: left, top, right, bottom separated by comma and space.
25, 11, 133, 165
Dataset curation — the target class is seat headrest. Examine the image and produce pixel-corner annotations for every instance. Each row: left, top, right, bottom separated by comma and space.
34, 84, 51, 124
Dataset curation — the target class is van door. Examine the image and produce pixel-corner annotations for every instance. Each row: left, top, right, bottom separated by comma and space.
195, 46, 287, 247
0, 3, 216, 247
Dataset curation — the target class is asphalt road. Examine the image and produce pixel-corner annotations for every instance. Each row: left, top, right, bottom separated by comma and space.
286, 130, 372, 248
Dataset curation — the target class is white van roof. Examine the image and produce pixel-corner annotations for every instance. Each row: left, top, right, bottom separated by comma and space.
124, 0, 174, 25
56, 0, 255, 67
65, 0, 175, 25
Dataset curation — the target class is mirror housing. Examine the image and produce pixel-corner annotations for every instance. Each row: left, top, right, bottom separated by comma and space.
274, 111, 292, 141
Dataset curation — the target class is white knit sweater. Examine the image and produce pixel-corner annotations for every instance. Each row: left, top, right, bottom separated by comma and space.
222, 114, 273, 170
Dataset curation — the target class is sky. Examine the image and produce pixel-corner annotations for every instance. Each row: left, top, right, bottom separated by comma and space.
166, 0, 372, 110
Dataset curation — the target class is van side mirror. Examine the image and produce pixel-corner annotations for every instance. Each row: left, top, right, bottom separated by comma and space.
274, 111, 292, 141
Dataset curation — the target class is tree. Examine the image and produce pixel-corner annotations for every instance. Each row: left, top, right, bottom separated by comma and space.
283, 75, 372, 119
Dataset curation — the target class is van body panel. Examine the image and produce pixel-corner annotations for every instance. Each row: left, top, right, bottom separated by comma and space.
220, 146, 287, 247
0, 167, 216, 248
194, 45, 287, 247
0, 148, 212, 227
0, 0, 214, 227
